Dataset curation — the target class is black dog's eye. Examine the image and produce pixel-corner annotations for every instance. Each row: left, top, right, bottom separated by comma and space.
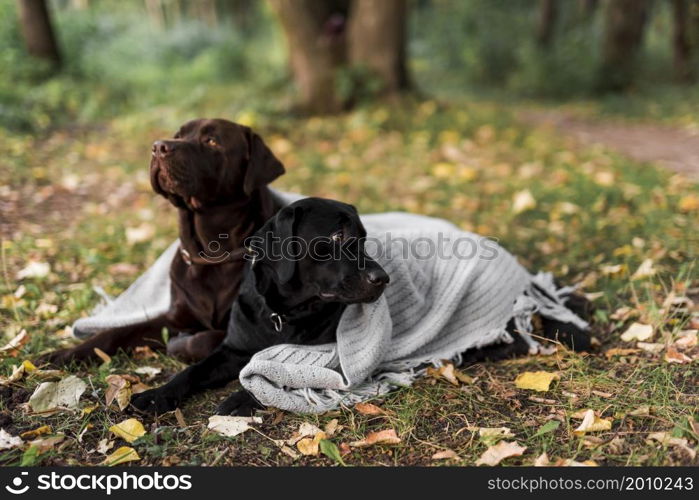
331, 231, 344, 243
205, 137, 218, 147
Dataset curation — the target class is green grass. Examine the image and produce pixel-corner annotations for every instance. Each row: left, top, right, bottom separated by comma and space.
0, 93, 697, 466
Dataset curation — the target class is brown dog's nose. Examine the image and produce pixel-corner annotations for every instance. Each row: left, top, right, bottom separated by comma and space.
365, 268, 390, 287
152, 140, 171, 157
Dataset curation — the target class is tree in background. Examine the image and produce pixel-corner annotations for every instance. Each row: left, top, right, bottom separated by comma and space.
16, 0, 61, 68
671, 0, 696, 83
269, 0, 409, 114
597, 0, 651, 92
536, 0, 558, 48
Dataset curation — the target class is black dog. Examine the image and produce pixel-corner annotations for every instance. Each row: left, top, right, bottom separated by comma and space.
131, 197, 390, 416
131, 197, 590, 416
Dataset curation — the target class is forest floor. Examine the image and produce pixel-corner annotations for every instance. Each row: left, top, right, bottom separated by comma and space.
521, 110, 699, 179
0, 95, 698, 466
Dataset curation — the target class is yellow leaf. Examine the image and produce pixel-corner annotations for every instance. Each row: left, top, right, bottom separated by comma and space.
573, 409, 612, 435
109, 418, 146, 443
93, 348, 111, 364
678, 194, 699, 212
514, 371, 559, 392
102, 446, 140, 466
81, 403, 99, 416
20, 425, 52, 439
296, 431, 326, 456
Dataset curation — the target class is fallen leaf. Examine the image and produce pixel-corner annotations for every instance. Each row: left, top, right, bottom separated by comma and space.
174, 408, 187, 428
324, 419, 341, 437
426, 363, 459, 385
674, 331, 698, 349
20, 425, 52, 439
109, 418, 146, 443
631, 259, 656, 280
354, 402, 386, 416
319, 439, 346, 465
678, 194, 699, 212
514, 371, 559, 392
105, 374, 131, 411
28, 434, 64, 454
573, 409, 612, 435
102, 446, 140, 466
620, 322, 654, 342
432, 449, 459, 460
512, 189, 536, 214
81, 403, 99, 416
629, 405, 651, 417
664, 346, 692, 364
556, 458, 599, 466
349, 429, 401, 448
0, 360, 37, 385
533, 452, 550, 466
478, 427, 515, 446
637, 342, 664, 354
96, 438, 114, 455
93, 348, 111, 364
133, 346, 157, 359
29, 375, 86, 413
297, 431, 326, 456
0, 429, 23, 450
605, 347, 640, 358
647, 432, 696, 460
0, 330, 28, 357
134, 366, 161, 379
125, 223, 155, 245
207, 415, 262, 437
533, 420, 560, 437
475, 441, 526, 466
17, 261, 50, 280
279, 445, 299, 459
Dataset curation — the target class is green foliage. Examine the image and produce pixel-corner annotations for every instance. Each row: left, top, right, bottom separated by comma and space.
0, 1, 284, 132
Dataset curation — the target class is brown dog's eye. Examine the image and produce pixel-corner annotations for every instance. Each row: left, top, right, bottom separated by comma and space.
331, 231, 344, 243
205, 137, 218, 147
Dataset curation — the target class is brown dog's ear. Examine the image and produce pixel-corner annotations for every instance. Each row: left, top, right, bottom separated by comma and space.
243, 129, 285, 196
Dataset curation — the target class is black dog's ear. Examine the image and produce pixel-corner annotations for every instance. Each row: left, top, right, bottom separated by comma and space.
243, 129, 285, 196
266, 204, 302, 284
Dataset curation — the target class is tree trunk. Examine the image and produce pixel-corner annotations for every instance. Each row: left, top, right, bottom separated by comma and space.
348, 0, 409, 93
16, 0, 61, 67
578, 0, 599, 18
269, 0, 349, 114
536, 0, 558, 48
671, 0, 695, 83
597, 0, 651, 92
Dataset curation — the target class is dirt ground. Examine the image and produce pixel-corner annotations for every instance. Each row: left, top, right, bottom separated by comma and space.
521, 110, 699, 179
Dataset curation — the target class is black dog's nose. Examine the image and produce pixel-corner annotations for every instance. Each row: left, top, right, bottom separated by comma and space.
365, 269, 390, 286
152, 140, 171, 157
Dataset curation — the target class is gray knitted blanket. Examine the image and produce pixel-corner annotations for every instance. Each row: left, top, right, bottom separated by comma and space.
73, 191, 588, 414
238, 212, 588, 413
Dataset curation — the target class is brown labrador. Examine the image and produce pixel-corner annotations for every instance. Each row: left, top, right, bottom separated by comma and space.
43, 119, 285, 364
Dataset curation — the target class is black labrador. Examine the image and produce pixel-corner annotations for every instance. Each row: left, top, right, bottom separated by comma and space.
131, 197, 590, 416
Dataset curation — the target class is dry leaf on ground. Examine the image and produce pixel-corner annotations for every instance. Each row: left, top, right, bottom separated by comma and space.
674, 331, 697, 349
354, 402, 386, 416
20, 425, 52, 439
105, 374, 132, 411
477, 427, 515, 446
514, 371, 559, 392
297, 431, 327, 456
28, 375, 86, 414
647, 432, 696, 460
620, 322, 654, 342
349, 429, 401, 448
0, 330, 28, 357
533, 452, 550, 466
109, 418, 146, 443
573, 409, 612, 435
102, 446, 140, 466
475, 441, 526, 466
207, 416, 262, 437
664, 346, 692, 364
432, 449, 459, 460
0, 429, 23, 450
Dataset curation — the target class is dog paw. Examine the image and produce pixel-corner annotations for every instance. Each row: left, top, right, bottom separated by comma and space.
214, 391, 262, 417
130, 388, 180, 415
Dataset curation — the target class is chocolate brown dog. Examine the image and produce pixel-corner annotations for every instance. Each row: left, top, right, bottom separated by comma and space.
43, 119, 285, 364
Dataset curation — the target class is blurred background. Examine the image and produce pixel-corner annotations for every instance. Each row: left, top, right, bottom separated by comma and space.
1, 1, 698, 467
2, 0, 699, 131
